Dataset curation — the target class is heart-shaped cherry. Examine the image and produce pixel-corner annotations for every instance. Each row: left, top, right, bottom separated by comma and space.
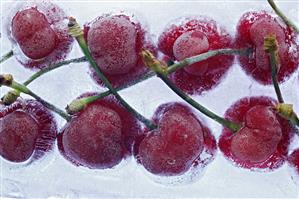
135, 102, 216, 176
219, 96, 294, 170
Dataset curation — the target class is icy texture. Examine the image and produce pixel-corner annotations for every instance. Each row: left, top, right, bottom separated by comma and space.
1, 0, 299, 198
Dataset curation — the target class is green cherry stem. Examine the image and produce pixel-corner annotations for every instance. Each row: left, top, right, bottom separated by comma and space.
23, 56, 86, 85
68, 17, 157, 130
166, 48, 251, 74
0, 50, 13, 64
264, 35, 284, 103
1, 56, 87, 105
0, 74, 71, 121
267, 0, 299, 33
141, 50, 242, 133
68, 47, 250, 116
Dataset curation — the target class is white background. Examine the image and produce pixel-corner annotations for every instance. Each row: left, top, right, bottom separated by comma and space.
1, 0, 299, 198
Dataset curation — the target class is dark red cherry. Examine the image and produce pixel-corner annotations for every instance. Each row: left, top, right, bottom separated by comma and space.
0, 99, 57, 163
158, 16, 234, 94
9, 1, 73, 69
84, 13, 156, 88
219, 96, 294, 170
58, 93, 141, 169
235, 11, 299, 84
135, 102, 216, 176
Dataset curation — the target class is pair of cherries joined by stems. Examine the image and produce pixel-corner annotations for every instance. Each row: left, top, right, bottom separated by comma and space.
1, 0, 299, 184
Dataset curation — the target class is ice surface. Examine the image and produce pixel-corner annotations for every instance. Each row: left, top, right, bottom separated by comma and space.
1, 0, 299, 198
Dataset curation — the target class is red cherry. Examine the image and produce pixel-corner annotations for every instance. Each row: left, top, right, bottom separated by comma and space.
135, 103, 216, 176
235, 11, 299, 84
158, 16, 234, 94
84, 13, 156, 88
0, 100, 57, 163
58, 93, 142, 169
12, 8, 57, 59
219, 96, 294, 170
9, 2, 73, 69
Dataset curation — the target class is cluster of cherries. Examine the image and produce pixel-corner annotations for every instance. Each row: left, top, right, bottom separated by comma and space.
1, 0, 299, 184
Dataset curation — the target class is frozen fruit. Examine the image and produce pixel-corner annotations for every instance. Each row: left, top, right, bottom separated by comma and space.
288, 149, 299, 173
235, 11, 299, 84
158, 16, 234, 94
0, 99, 57, 163
288, 149, 299, 184
219, 96, 294, 170
8, 1, 73, 69
58, 93, 141, 169
85, 12, 156, 88
135, 102, 216, 176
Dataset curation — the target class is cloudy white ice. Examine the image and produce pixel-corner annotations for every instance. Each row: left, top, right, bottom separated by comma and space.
1, 0, 299, 198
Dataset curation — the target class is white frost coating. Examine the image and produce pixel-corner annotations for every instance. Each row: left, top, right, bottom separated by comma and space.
1, 0, 299, 198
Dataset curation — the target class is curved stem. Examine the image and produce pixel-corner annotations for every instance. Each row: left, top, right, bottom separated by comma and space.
267, 0, 299, 33
0, 74, 70, 121
0, 50, 13, 64
68, 18, 157, 130
10, 81, 71, 121
23, 56, 86, 85
166, 48, 251, 74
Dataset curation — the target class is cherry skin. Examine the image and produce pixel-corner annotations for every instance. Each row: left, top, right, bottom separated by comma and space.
58, 93, 142, 169
0, 99, 57, 163
218, 96, 294, 170
9, 1, 73, 69
135, 102, 216, 176
158, 16, 234, 95
12, 8, 57, 60
288, 149, 299, 181
84, 13, 156, 88
235, 11, 299, 84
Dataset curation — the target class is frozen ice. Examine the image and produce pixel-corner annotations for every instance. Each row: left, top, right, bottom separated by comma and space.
1, 0, 299, 198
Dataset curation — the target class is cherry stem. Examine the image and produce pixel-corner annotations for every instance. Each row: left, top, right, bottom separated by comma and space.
68, 17, 157, 130
267, 0, 299, 33
69, 47, 250, 117
141, 50, 242, 133
0, 50, 13, 64
23, 56, 86, 85
264, 35, 284, 103
166, 48, 251, 74
0, 74, 71, 121
1, 56, 87, 105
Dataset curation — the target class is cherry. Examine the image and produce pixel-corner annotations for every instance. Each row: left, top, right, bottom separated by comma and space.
288, 149, 299, 182
218, 96, 294, 170
158, 16, 234, 95
84, 13, 156, 88
9, 1, 73, 69
135, 103, 216, 176
58, 93, 142, 169
0, 99, 57, 163
235, 11, 299, 84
